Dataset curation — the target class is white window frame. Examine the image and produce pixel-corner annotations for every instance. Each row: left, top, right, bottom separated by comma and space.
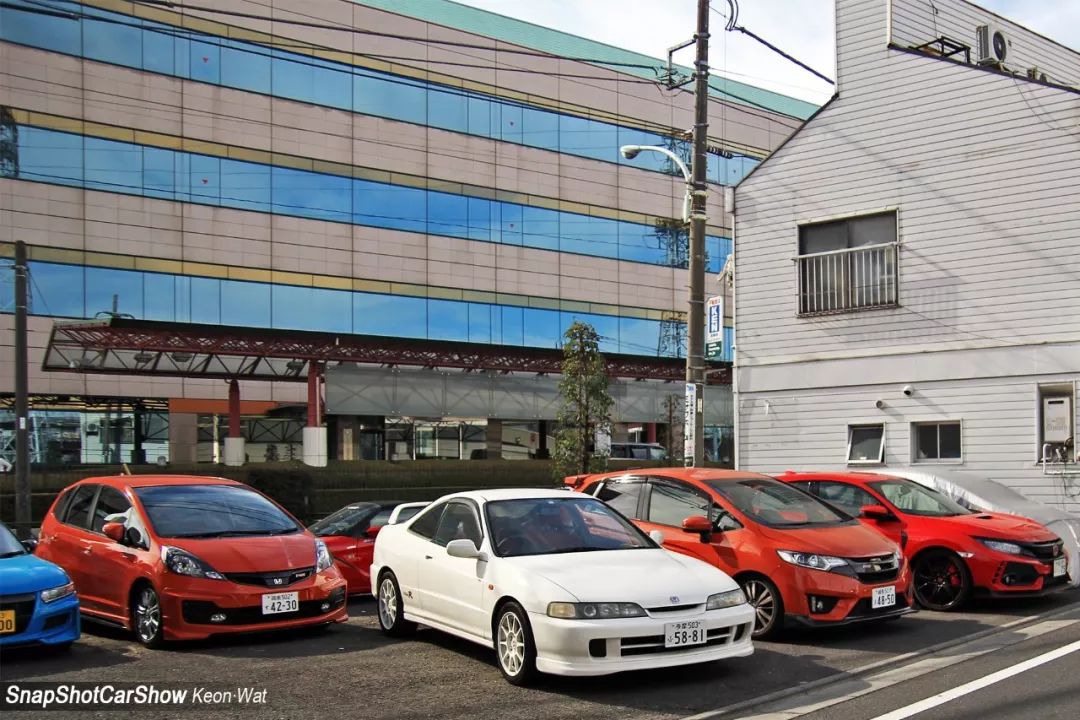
911, 420, 963, 464
846, 423, 885, 465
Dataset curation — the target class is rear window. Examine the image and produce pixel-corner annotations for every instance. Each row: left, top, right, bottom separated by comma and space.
64, 485, 97, 528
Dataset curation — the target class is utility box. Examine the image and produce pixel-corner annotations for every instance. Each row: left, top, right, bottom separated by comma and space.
1043, 396, 1073, 443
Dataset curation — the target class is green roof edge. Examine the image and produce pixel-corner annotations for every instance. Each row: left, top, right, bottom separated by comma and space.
350, 0, 819, 120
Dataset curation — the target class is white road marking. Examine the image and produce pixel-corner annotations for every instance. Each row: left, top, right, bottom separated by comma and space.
681, 615, 1080, 720
868, 637, 1080, 720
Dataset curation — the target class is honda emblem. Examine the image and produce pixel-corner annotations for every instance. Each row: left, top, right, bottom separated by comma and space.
271, 577, 284, 586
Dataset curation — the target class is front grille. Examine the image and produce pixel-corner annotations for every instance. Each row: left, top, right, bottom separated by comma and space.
645, 603, 703, 613
224, 567, 315, 589
1021, 540, 1064, 561
847, 554, 900, 584
181, 588, 345, 626
848, 593, 908, 619
617, 623, 749, 657
0, 593, 37, 635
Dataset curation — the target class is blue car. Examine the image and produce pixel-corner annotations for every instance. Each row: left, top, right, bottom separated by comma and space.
0, 522, 80, 649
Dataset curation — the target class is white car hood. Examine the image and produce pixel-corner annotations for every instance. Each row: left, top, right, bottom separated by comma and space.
509, 548, 737, 606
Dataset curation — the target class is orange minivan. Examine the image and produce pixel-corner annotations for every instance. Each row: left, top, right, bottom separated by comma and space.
568, 468, 915, 638
36, 475, 348, 646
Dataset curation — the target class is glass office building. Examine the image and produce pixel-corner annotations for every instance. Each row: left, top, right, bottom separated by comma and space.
0, 0, 813, 464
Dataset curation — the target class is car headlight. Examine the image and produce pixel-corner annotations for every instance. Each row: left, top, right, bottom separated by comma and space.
161, 546, 225, 580
547, 602, 647, 619
706, 588, 746, 610
976, 538, 1024, 556
41, 581, 76, 603
777, 549, 849, 573
315, 539, 333, 572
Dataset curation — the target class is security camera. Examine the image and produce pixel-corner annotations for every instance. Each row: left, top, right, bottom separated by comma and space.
875, 399, 885, 409
619, 145, 641, 160
902, 385, 914, 397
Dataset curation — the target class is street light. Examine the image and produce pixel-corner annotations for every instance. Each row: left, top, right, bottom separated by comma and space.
620, 145, 692, 224
619, 143, 708, 468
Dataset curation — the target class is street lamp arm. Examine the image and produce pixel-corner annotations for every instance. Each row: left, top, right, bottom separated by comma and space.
619, 144, 691, 183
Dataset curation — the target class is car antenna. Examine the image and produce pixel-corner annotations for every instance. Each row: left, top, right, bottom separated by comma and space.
121, 463, 132, 476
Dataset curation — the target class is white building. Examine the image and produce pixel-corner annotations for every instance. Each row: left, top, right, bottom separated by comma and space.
733, 0, 1080, 511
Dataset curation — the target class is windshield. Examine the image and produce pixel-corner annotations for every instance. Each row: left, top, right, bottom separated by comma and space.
707, 477, 854, 528
869, 479, 973, 517
485, 497, 655, 557
135, 484, 302, 538
309, 503, 379, 537
0, 523, 26, 558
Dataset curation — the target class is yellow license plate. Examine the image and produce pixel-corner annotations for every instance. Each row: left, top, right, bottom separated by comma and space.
0, 609, 15, 634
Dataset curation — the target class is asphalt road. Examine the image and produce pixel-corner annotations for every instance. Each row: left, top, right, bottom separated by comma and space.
1, 591, 1078, 720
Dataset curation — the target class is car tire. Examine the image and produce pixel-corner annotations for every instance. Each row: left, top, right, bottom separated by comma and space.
376, 571, 416, 637
494, 601, 538, 686
913, 548, 972, 611
740, 575, 784, 640
131, 583, 166, 649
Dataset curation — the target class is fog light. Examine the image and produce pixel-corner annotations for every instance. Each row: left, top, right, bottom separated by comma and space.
807, 595, 838, 614
210, 613, 226, 623
320, 602, 331, 612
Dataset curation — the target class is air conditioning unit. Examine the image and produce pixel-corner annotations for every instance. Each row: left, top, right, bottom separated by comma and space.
976, 23, 1009, 65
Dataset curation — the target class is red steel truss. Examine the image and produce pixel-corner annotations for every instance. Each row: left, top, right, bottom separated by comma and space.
43, 319, 731, 384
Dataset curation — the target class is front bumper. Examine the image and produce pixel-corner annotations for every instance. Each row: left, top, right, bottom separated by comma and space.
158, 571, 348, 641
781, 564, 916, 626
0, 590, 80, 648
529, 603, 755, 676
968, 553, 1072, 597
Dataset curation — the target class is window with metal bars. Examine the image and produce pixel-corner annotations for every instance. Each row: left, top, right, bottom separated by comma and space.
796, 211, 899, 315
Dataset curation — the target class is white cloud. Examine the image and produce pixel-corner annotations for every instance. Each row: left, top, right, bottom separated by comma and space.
453, 0, 1079, 106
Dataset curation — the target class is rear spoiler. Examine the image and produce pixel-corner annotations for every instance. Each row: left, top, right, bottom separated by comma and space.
563, 474, 590, 490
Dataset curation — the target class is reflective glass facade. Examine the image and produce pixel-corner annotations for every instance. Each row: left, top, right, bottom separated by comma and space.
23, 260, 746, 360
10, 126, 732, 271
0, 0, 760, 184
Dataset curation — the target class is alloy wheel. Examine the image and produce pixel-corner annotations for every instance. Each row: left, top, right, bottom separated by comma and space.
914, 552, 969, 610
497, 611, 525, 677
135, 587, 161, 643
378, 577, 398, 629
743, 579, 776, 634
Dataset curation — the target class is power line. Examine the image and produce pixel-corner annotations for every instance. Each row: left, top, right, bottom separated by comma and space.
713, 0, 835, 85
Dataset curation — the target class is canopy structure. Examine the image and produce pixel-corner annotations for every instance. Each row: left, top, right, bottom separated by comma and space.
42, 318, 731, 385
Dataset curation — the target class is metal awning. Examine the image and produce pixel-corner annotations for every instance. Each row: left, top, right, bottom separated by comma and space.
43, 319, 731, 384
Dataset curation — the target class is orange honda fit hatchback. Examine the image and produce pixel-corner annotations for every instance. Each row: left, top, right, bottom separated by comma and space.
36, 475, 347, 646
569, 468, 915, 638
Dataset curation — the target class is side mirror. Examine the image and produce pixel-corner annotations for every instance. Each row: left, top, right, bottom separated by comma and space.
365, 525, 382, 539
20, 538, 38, 553
446, 538, 483, 560
102, 522, 125, 543
861, 504, 894, 521
682, 515, 714, 543
125, 527, 147, 549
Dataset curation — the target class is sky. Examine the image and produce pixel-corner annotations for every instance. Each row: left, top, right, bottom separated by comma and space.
454, 0, 1080, 106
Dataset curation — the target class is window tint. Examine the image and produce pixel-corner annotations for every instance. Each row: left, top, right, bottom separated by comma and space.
409, 502, 446, 540
394, 505, 425, 524
485, 497, 653, 557
52, 487, 76, 521
813, 482, 879, 515
594, 481, 642, 518
647, 482, 709, 527
707, 477, 853, 528
134, 484, 300, 538
309, 503, 378, 538
64, 485, 97, 528
433, 502, 483, 547
868, 479, 972, 517
91, 487, 132, 533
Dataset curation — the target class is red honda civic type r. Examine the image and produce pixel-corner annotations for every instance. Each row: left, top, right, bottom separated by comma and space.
777, 471, 1071, 610
36, 475, 348, 646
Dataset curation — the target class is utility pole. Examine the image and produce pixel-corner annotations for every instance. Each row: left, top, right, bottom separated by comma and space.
686, 0, 710, 467
14, 241, 31, 533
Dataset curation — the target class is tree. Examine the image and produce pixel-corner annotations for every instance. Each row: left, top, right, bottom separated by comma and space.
552, 322, 614, 482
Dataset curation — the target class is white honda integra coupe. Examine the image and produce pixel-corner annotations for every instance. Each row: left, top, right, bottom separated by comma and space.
371, 488, 755, 685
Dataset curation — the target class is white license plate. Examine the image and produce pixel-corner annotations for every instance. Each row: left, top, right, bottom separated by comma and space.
872, 586, 896, 609
664, 620, 707, 648
1054, 557, 1067, 578
261, 591, 299, 615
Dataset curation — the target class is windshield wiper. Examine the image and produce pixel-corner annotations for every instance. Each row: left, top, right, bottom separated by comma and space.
544, 546, 607, 555
0, 550, 25, 559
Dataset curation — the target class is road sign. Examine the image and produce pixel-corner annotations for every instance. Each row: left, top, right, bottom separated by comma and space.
706, 295, 724, 359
